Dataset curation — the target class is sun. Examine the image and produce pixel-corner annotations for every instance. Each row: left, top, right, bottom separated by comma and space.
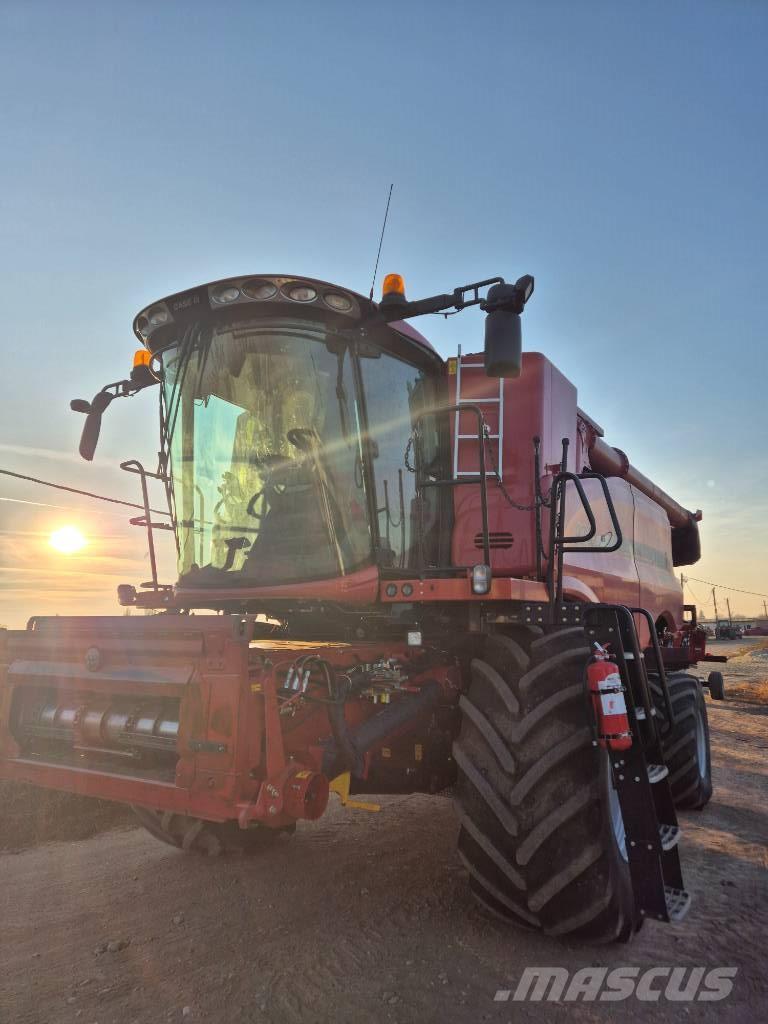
49, 525, 87, 555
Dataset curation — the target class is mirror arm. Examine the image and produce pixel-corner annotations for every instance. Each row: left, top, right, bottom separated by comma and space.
70, 375, 159, 461
71, 373, 158, 413
371, 274, 533, 325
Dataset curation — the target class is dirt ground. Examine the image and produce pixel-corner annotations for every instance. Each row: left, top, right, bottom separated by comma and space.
0, 640, 766, 1024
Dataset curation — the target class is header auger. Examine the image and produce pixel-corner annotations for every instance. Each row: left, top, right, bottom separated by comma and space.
0, 268, 721, 943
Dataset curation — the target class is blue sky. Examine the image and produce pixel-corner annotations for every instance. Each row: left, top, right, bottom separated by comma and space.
0, 0, 766, 624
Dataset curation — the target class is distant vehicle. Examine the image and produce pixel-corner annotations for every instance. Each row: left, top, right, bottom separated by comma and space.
744, 625, 768, 637
715, 623, 743, 640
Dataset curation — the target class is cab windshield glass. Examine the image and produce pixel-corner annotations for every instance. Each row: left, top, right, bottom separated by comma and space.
161, 319, 371, 586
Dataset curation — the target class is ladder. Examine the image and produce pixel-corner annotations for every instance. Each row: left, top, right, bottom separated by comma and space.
584, 604, 691, 924
453, 345, 504, 481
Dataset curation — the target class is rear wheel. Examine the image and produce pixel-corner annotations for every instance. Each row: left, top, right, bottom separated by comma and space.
453, 626, 637, 943
131, 807, 294, 856
649, 673, 712, 809
707, 671, 725, 702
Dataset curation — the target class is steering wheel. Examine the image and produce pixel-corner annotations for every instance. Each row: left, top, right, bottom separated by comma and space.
245, 454, 293, 520
246, 488, 268, 520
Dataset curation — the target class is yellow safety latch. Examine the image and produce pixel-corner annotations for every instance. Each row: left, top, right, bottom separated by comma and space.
329, 772, 380, 813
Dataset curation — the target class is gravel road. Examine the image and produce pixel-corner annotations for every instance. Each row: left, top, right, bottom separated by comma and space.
1, 641, 766, 1023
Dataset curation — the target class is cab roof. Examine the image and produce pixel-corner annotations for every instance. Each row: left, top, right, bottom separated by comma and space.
133, 273, 439, 360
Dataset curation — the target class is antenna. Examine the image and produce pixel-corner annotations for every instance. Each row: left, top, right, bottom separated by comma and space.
369, 183, 394, 301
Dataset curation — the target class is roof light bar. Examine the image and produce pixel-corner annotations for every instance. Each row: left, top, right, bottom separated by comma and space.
133, 276, 363, 347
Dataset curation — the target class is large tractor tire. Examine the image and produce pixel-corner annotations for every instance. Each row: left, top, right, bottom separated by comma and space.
453, 626, 636, 944
707, 671, 725, 702
648, 673, 712, 810
131, 807, 294, 856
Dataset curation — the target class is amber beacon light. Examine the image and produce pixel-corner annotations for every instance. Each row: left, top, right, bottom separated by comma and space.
381, 273, 406, 305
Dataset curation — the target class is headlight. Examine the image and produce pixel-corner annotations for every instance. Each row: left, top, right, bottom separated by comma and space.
324, 292, 353, 312
284, 284, 317, 302
147, 306, 170, 326
212, 285, 240, 304
242, 279, 278, 300
471, 564, 492, 595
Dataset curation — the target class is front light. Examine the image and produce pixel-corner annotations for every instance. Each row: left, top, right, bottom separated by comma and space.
471, 563, 492, 595
242, 279, 277, 300
284, 284, 317, 302
212, 285, 240, 304
324, 291, 353, 312
148, 306, 169, 326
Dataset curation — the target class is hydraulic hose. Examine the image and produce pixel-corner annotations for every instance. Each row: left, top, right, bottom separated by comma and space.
322, 680, 442, 779
299, 657, 359, 773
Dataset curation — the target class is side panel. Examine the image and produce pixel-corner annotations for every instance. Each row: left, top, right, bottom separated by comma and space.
633, 487, 683, 631
562, 477, 640, 609
449, 351, 577, 574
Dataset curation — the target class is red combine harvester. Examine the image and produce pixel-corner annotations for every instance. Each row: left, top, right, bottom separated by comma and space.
0, 271, 721, 942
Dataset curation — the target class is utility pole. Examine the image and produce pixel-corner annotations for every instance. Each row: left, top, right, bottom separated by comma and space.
763, 599, 767, 620
712, 587, 720, 625
726, 598, 733, 626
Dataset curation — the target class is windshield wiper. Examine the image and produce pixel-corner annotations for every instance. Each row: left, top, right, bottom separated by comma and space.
335, 347, 353, 443
286, 427, 346, 577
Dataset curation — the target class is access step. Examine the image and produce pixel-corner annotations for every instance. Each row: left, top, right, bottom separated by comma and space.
664, 886, 692, 922
659, 823, 681, 851
647, 763, 669, 783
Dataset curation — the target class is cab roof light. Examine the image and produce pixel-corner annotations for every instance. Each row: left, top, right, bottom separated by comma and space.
284, 283, 318, 302
324, 291, 353, 312
131, 348, 155, 384
147, 305, 170, 326
381, 273, 406, 306
212, 285, 240, 304
242, 279, 278, 300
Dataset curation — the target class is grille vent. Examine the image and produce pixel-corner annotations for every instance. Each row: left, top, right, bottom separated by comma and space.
474, 532, 514, 550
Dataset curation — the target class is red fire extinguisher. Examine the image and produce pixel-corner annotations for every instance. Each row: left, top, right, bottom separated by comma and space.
587, 644, 632, 751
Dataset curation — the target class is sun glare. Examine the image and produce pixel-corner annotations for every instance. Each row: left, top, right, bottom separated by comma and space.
49, 525, 87, 555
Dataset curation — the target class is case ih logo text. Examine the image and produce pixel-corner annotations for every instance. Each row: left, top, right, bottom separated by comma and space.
495, 966, 738, 1003
170, 294, 200, 312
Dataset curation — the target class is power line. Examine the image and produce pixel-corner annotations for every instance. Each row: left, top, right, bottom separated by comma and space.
0, 495, 127, 517
684, 575, 768, 600
3, 466, 765, 601
0, 468, 171, 517
682, 581, 710, 607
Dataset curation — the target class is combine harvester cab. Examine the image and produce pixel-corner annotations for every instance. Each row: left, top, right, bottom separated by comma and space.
0, 270, 720, 942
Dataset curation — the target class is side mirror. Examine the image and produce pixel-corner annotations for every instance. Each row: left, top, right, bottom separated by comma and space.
74, 390, 114, 461
481, 275, 534, 378
484, 305, 522, 378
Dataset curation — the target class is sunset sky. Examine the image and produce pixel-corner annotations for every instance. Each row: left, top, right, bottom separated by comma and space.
0, 1, 766, 626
